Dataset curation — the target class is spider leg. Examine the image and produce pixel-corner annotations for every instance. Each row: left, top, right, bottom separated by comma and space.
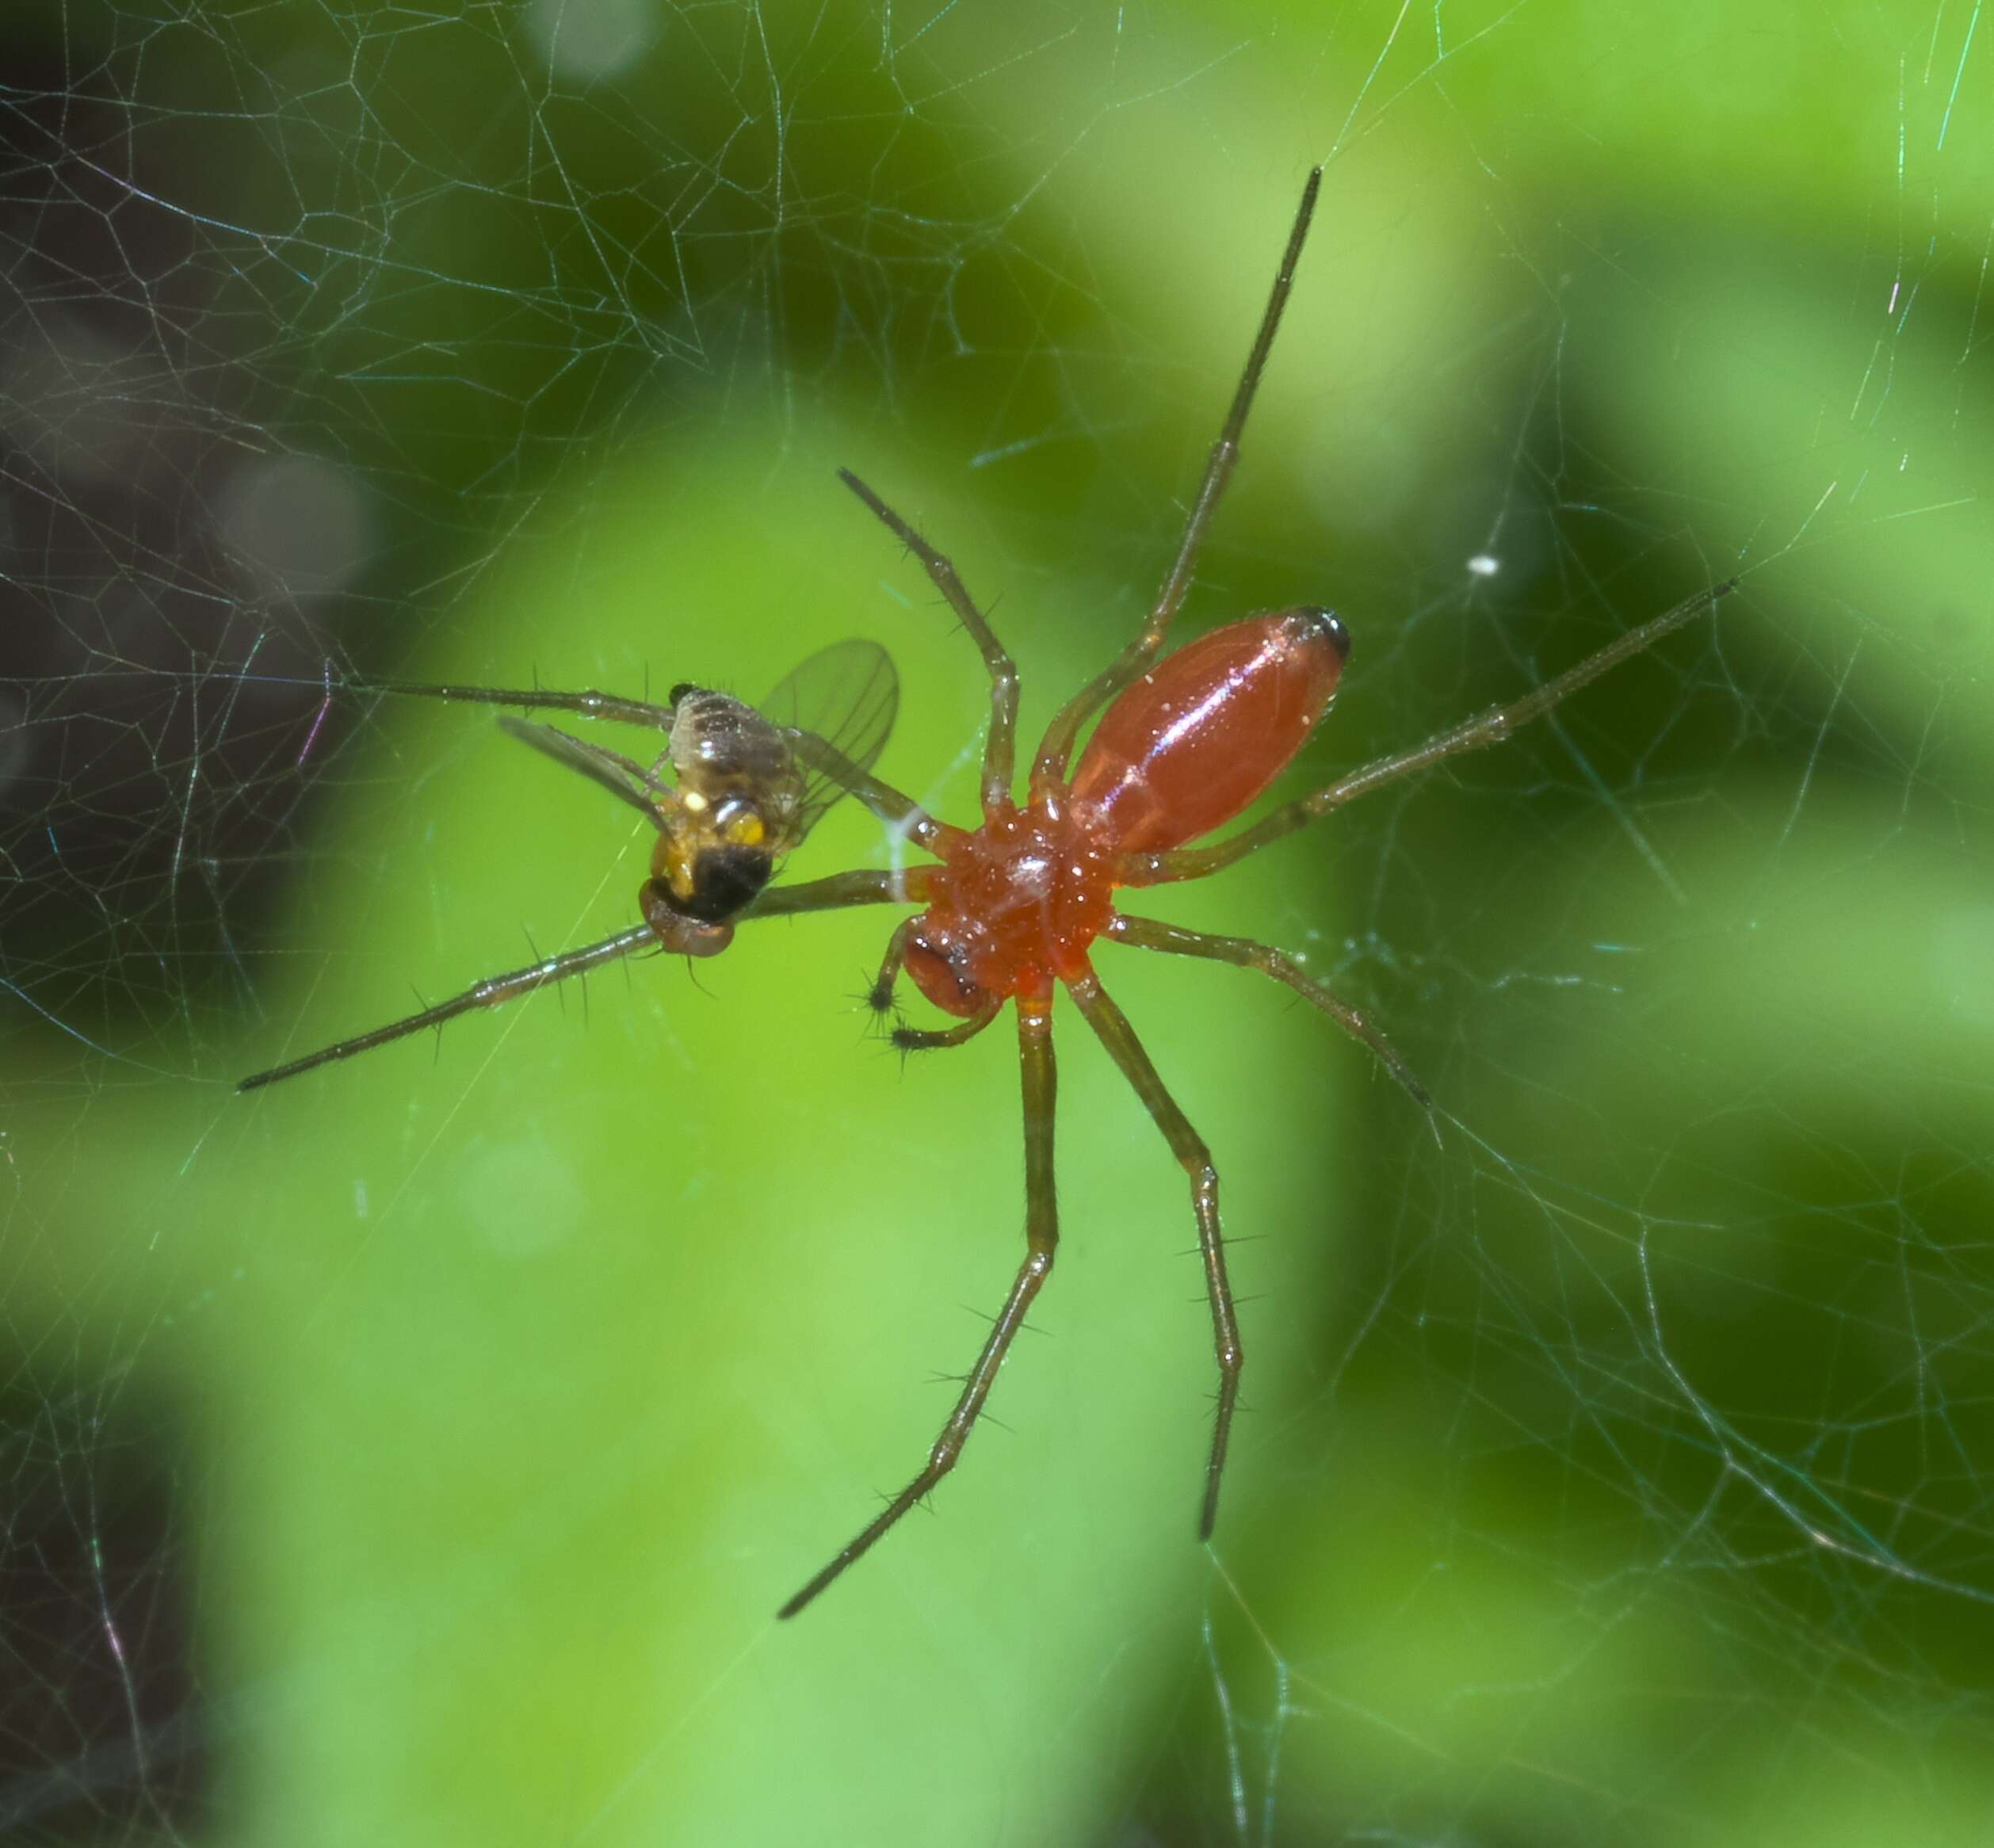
1030, 168, 1323, 794
893, 1010, 1001, 1052
742, 866, 932, 921
1123, 579, 1737, 886
838, 468, 1019, 812
237, 923, 657, 1091
778, 994, 1056, 1618
243, 872, 916, 1093
496, 716, 677, 825
867, 916, 919, 1014
1064, 969, 1239, 1541
782, 733, 959, 855
360, 679, 677, 731
1106, 914, 1437, 1137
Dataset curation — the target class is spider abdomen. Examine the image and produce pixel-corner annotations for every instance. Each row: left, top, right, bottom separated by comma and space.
1069, 608, 1349, 853
903, 801, 1118, 1012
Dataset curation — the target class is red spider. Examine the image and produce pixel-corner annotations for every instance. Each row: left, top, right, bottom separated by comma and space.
766, 171, 1728, 1616
241, 167, 1730, 1618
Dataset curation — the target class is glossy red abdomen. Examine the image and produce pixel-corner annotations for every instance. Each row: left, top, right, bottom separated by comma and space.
1070, 608, 1349, 853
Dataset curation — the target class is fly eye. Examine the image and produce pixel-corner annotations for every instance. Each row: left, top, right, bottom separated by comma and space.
718, 803, 766, 848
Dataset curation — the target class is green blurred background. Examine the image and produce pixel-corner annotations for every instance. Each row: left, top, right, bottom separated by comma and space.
2, 0, 1989, 1842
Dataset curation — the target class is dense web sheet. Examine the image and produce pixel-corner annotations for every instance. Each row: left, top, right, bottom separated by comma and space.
3, 2, 1990, 1843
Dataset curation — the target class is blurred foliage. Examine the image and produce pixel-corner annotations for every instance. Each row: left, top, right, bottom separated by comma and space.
3, 0, 1990, 1845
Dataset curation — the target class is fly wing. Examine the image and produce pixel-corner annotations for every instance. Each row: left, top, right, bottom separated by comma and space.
495, 716, 670, 826
756, 639, 898, 846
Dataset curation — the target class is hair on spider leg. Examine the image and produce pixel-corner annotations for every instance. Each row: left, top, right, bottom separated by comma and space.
947, 1296, 1056, 1342
846, 1477, 945, 1523
1171, 1275, 1271, 1313
916, 1366, 1024, 1440
402, 987, 446, 1060
968, 586, 1008, 644
838, 968, 908, 1038
870, 1019, 925, 1076
846, 1005, 923, 1071
1201, 1386, 1255, 1437
518, 924, 563, 1013
1178, 1231, 1273, 1256
850, 968, 898, 1020
959, 1403, 1021, 1441
849, 988, 907, 1056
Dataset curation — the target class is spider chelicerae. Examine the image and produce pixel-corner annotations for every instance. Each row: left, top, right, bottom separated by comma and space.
241, 166, 1731, 1617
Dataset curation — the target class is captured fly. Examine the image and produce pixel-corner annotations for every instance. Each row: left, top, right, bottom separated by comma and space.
239, 639, 897, 1090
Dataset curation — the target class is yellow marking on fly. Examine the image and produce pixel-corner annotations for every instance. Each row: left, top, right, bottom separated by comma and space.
724, 810, 766, 847
663, 834, 698, 899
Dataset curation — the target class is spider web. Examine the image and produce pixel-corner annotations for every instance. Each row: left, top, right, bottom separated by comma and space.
3, 1, 1989, 1843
